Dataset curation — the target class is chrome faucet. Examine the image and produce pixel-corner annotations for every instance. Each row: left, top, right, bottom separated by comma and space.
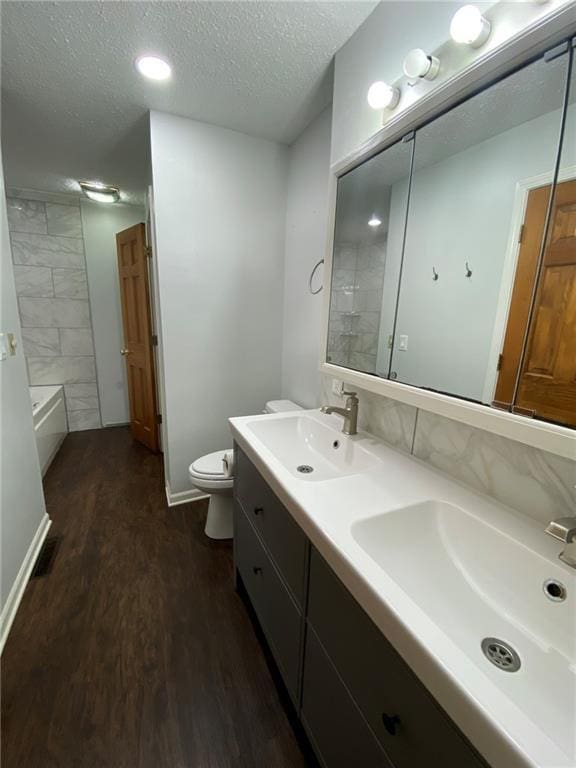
320, 391, 359, 435
545, 517, 576, 568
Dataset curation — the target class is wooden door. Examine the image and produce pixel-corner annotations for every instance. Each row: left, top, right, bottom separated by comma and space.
116, 224, 159, 451
495, 180, 576, 427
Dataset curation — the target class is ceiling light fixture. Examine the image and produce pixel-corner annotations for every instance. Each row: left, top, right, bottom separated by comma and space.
449, 5, 491, 47
403, 49, 440, 83
368, 215, 382, 228
79, 181, 120, 204
367, 81, 400, 110
135, 55, 172, 81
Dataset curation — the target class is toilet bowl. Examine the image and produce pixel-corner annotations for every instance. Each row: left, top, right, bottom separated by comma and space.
189, 399, 302, 540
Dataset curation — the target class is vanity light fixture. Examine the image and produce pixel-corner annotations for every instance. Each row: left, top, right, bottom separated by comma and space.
367, 81, 400, 110
135, 55, 172, 81
368, 215, 382, 228
403, 49, 440, 83
449, 5, 491, 48
79, 181, 120, 204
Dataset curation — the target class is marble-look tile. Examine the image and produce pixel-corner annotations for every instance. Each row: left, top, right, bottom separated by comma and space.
64, 382, 98, 399
46, 203, 82, 237
19, 297, 90, 328
53, 268, 88, 299
332, 269, 357, 291
60, 328, 95, 355
353, 290, 381, 312
67, 409, 101, 431
333, 244, 357, 270
11, 232, 84, 268
6, 198, 47, 233
28, 356, 96, 385
413, 410, 576, 524
356, 312, 380, 333
349, 351, 376, 374
22, 328, 61, 357
66, 394, 100, 411
13, 266, 53, 297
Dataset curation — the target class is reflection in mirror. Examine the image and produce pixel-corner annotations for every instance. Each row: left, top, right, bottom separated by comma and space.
327, 139, 413, 375
511, 57, 576, 427
388, 51, 571, 408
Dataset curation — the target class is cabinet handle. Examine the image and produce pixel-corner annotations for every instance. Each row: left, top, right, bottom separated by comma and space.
252, 566, 262, 575
253, 507, 263, 516
382, 713, 401, 736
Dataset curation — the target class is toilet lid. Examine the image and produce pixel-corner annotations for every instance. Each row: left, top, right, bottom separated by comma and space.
190, 450, 229, 480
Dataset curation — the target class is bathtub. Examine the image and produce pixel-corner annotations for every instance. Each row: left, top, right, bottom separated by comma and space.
30, 385, 68, 476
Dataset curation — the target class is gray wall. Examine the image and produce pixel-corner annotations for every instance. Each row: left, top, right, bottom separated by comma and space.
7, 193, 102, 430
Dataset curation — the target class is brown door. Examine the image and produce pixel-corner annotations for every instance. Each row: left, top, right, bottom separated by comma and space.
116, 223, 159, 451
495, 180, 576, 427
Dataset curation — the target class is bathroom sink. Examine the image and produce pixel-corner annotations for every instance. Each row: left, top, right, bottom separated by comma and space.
352, 500, 576, 761
245, 413, 380, 481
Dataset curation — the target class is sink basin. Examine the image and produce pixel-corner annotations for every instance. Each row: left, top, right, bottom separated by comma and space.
352, 500, 576, 761
246, 413, 380, 481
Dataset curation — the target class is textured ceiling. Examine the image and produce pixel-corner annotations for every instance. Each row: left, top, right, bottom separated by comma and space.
1, 1, 378, 203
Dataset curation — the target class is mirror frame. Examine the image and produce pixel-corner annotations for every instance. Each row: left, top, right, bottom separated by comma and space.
320, 18, 576, 461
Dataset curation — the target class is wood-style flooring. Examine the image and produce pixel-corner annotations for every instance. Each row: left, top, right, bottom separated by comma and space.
1, 427, 309, 768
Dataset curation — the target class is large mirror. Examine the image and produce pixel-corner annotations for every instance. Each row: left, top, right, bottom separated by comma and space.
326, 45, 575, 429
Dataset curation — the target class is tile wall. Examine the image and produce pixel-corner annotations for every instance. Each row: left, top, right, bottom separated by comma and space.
8, 196, 102, 431
320, 375, 576, 527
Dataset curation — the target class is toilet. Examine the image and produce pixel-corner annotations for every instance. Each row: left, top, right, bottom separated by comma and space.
189, 399, 302, 540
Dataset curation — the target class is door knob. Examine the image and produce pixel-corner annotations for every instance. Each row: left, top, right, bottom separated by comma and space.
121, 348, 130, 356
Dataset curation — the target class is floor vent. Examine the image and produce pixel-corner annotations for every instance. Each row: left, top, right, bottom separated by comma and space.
31, 536, 61, 579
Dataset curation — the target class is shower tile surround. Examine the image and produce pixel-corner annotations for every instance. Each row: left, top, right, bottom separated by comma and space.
8, 197, 102, 430
320, 376, 576, 527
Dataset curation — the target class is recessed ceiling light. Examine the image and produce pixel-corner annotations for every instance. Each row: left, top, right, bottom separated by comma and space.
367, 82, 400, 110
79, 181, 120, 204
450, 5, 491, 47
368, 215, 382, 228
135, 55, 171, 81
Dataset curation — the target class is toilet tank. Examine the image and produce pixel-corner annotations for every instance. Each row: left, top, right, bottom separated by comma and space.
264, 399, 302, 414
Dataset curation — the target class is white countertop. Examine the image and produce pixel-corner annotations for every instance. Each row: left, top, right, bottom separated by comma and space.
229, 408, 576, 768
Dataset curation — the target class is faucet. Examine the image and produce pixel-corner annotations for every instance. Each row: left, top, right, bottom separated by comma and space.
320, 391, 359, 435
545, 517, 576, 568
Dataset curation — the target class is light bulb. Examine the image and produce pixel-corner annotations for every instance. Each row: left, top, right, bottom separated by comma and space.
450, 5, 491, 47
403, 49, 440, 82
135, 55, 172, 81
368, 215, 382, 228
367, 81, 400, 110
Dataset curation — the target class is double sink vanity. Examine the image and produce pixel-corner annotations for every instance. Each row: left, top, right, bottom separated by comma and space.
229, 408, 575, 768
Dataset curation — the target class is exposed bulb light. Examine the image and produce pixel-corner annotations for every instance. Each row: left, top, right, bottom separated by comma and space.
79, 181, 120, 204
403, 49, 440, 83
368, 215, 382, 228
450, 5, 491, 47
367, 81, 400, 110
135, 55, 171, 81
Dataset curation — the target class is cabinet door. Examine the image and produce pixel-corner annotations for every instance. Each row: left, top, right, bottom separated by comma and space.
301, 627, 393, 768
308, 549, 488, 768
235, 447, 307, 606
234, 503, 302, 704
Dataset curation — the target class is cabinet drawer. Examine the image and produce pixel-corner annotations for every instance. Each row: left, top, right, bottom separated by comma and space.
308, 548, 487, 768
235, 447, 307, 606
234, 502, 302, 703
302, 627, 392, 768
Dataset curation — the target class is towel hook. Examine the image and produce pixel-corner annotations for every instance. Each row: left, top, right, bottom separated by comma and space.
309, 259, 324, 295
432, 266, 439, 281
465, 261, 473, 278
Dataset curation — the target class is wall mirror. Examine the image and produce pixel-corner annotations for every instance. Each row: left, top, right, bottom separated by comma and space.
326, 44, 576, 430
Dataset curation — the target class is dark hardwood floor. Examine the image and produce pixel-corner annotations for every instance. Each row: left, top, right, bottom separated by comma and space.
1, 427, 308, 768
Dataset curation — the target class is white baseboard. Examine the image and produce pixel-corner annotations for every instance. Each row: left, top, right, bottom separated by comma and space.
0, 513, 52, 654
102, 421, 130, 427
165, 485, 209, 507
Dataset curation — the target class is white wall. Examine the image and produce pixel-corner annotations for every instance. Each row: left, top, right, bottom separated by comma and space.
281, 107, 332, 408
81, 200, 145, 426
149, 111, 287, 497
0, 158, 47, 641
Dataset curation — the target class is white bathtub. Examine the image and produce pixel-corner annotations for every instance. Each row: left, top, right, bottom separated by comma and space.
29, 385, 68, 476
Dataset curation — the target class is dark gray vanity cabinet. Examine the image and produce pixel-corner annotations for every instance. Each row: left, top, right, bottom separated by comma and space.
233, 447, 489, 768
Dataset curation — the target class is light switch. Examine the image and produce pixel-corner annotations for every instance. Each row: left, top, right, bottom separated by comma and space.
399, 335, 409, 351
0, 333, 7, 361
7, 333, 17, 356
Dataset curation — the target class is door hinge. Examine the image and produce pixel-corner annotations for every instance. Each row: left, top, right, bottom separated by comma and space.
518, 224, 525, 244
156, 413, 162, 424
145, 245, 152, 258
497, 353, 503, 371
151, 334, 158, 346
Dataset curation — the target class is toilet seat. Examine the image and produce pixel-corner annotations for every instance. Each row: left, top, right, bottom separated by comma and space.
189, 450, 233, 491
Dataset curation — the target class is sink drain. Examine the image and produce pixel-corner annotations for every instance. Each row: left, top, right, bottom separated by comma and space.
481, 638, 521, 672
297, 464, 314, 474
